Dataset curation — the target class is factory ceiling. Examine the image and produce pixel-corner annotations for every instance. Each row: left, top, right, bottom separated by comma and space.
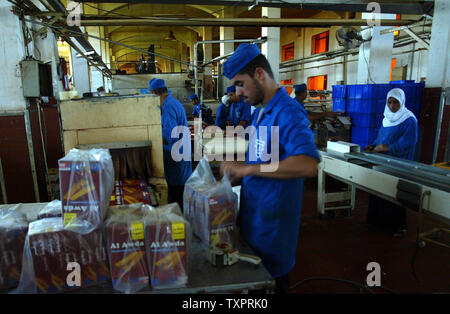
15, 0, 431, 73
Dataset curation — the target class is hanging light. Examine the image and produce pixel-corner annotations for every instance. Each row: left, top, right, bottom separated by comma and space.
164, 31, 176, 41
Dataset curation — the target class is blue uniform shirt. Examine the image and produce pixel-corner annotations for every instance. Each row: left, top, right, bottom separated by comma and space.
227, 99, 252, 128
240, 88, 320, 278
293, 97, 309, 117
215, 102, 230, 129
192, 103, 214, 125
372, 116, 418, 161
161, 94, 192, 186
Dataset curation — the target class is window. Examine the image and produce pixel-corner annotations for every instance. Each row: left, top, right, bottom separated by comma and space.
282, 43, 295, 61
281, 79, 293, 95
311, 31, 329, 55
307, 75, 327, 91
390, 58, 397, 81
394, 14, 400, 37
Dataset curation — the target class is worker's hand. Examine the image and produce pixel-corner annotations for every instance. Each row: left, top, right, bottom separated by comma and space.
363, 145, 375, 152
373, 144, 389, 152
220, 161, 250, 186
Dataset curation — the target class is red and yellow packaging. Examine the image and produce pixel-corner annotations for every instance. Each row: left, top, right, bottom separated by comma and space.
144, 204, 189, 289
59, 149, 114, 233
105, 204, 150, 294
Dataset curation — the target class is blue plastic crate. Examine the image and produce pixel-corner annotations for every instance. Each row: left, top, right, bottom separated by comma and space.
348, 112, 383, 128
347, 84, 392, 100
332, 85, 347, 99
347, 99, 386, 114
352, 126, 380, 144
390, 80, 415, 84
332, 98, 346, 112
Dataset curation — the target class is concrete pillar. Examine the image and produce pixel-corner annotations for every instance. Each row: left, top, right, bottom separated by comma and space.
357, 27, 394, 84
262, 7, 281, 84
202, 27, 213, 97
426, 0, 450, 88
220, 7, 235, 93
70, 46, 91, 96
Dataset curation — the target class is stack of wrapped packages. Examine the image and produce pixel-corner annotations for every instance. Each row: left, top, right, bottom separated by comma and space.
5, 148, 191, 294
183, 158, 238, 249
0, 210, 29, 292
105, 202, 190, 293
12, 148, 114, 294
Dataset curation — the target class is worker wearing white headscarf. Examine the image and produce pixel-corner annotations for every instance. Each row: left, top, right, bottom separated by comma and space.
364, 88, 418, 160
215, 94, 232, 130
364, 88, 418, 238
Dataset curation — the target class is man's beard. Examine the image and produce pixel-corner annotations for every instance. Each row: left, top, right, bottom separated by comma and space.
250, 78, 265, 106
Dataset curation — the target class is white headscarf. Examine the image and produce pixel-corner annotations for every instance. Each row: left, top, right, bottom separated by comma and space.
221, 95, 230, 105
382, 88, 417, 127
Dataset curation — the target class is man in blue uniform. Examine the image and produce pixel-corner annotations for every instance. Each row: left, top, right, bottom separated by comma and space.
191, 94, 214, 125
293, 83, 340, 121
149, 78, 192, 210
219, 44, 320, 294
215, 94, 232, 130
226, 85, 252, 128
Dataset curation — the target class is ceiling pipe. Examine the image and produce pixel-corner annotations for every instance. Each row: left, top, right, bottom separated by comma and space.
76, 17, 415, 27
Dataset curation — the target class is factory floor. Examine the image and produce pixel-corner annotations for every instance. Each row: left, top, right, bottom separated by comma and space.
289, 178, 450, 294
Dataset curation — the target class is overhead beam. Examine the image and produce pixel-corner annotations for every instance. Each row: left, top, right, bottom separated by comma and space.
75, 0, 434, 15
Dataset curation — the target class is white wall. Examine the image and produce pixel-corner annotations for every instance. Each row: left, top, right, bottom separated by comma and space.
0, 0, 26, 112
0, 0, 64, 113
280, 25, 430, 90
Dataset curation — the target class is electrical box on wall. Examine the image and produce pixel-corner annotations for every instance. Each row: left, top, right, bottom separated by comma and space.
20, 60, 53, 98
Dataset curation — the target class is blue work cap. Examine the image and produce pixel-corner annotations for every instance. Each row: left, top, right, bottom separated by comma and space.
294, 84, 307, 93
223, 43, 261, 80
149, 78, 166, 90
226, 85, 236, 94
189, 94, 198, 100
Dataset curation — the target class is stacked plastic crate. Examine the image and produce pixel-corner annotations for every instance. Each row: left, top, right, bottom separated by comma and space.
332, 85, 347, 112
332, 82, 424, 150
345, 84, 392, 149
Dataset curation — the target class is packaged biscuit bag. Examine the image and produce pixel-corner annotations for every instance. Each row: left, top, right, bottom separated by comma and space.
11, 217, 109, 294
183, 158, 238, 248
144, 203, 190, 289
0, 210, 28, 291
59, 148, 114, 234
104, 203, 150, 294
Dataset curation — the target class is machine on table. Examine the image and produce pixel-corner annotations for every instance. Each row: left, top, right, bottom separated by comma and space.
59, 95, 168, 205
318, 141, 450, 249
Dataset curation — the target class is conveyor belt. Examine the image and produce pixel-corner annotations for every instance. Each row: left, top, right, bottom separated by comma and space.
341, 152, 450, 193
